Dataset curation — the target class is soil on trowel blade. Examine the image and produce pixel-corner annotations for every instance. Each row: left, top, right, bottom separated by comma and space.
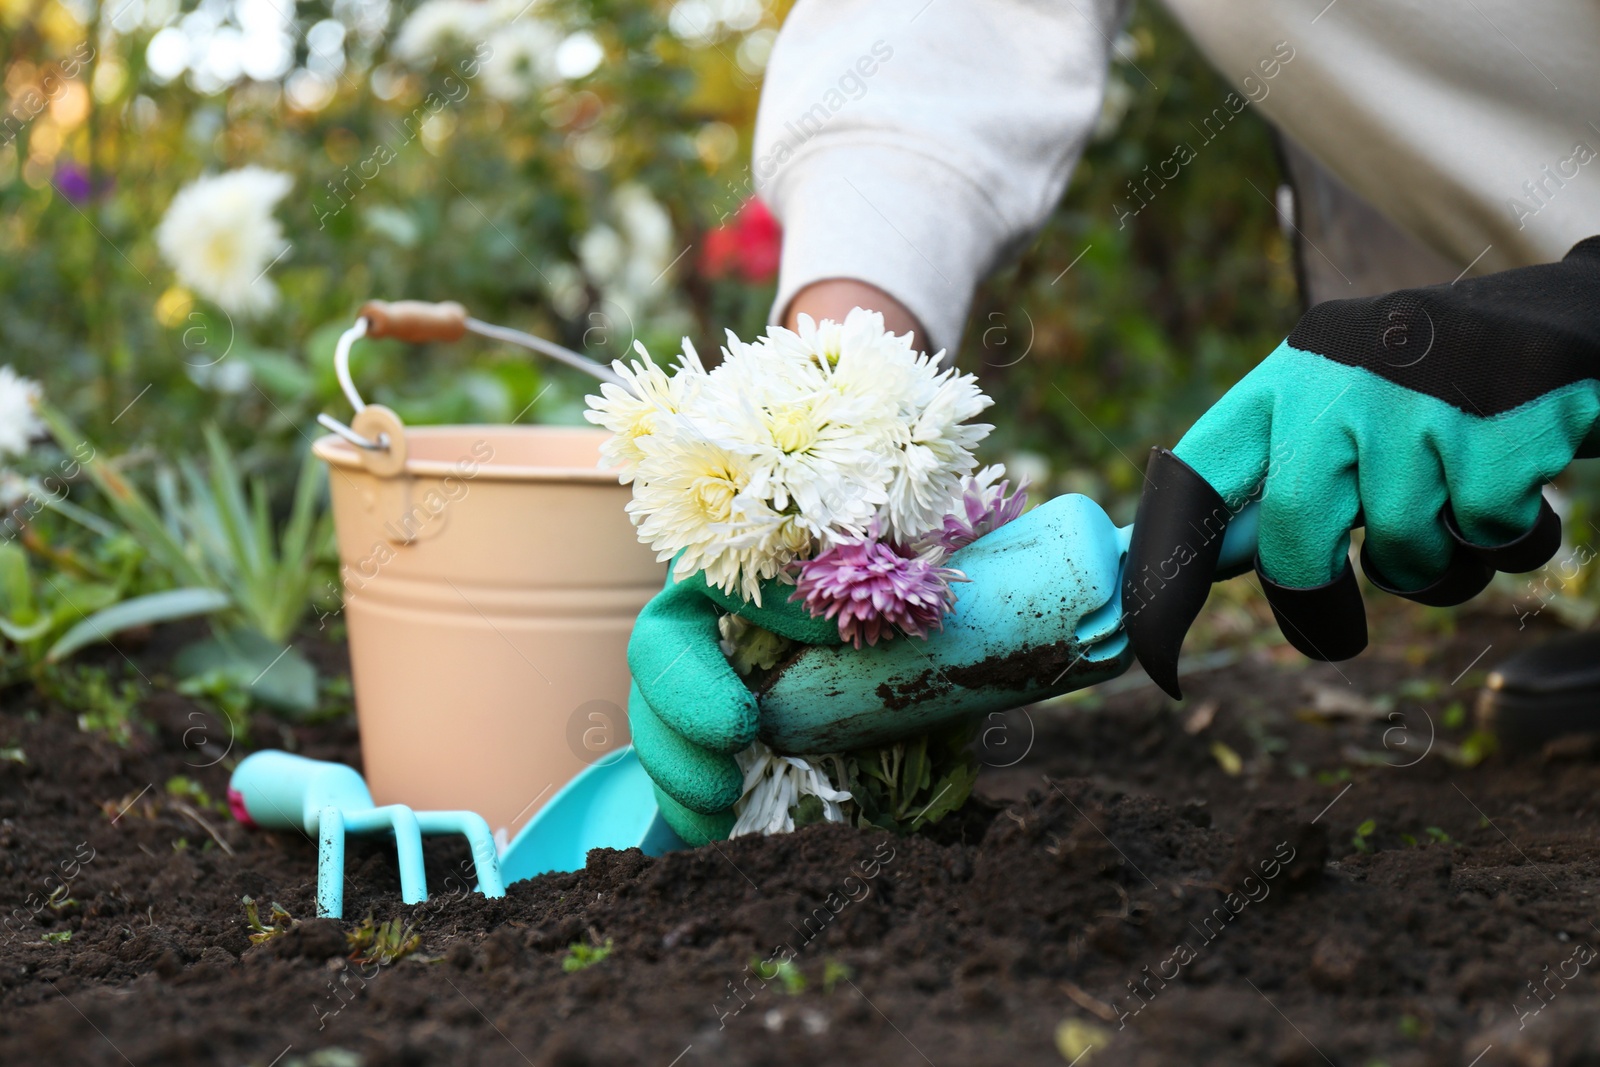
2, 605, 1600, 1066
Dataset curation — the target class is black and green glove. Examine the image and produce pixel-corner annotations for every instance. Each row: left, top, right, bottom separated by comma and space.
1125, 237, 1600, 697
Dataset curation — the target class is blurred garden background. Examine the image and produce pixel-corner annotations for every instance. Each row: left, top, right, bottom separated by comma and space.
2, 0, 1592, 734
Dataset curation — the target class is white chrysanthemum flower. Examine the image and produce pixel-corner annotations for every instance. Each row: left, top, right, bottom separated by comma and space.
587, 308, 996, 606
391, 0, 495, 64
627, 429, 786, 602
0, 366, 44, 458
769, 308, 994, 541
700, 368, 885, 541
156, 167, 292, 318
730, 742, 851, 837
888, 370, 994, 535
480, 19, 561, 100
582, 340, 704, 482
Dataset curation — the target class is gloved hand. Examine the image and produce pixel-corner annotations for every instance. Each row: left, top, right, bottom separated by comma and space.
628, 493, 1144, 845
626, 564, 844, 846
1124, 236, 1600, 697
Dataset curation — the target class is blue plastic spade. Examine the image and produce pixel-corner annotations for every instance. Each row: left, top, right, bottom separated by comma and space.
496, 746, 684, 884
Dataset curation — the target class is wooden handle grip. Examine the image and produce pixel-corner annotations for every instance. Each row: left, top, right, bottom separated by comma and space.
360, 300, 469, 343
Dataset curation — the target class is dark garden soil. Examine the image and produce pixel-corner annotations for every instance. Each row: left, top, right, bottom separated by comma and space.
3, 603, 1600, 1067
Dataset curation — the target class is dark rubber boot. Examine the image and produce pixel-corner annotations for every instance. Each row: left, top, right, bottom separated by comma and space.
1477, 632, 1600, 753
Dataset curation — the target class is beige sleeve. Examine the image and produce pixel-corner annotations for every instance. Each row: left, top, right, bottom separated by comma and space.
752, 0, 1128, 355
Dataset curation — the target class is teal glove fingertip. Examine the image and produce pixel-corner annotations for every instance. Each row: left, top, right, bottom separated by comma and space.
628, 577, 759, 752
628, 682, 744, 814
651, 784, 736, 847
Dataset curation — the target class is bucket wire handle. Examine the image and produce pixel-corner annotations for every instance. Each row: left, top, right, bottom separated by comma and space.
317, 300, 629, 451
317, 316, 384, 451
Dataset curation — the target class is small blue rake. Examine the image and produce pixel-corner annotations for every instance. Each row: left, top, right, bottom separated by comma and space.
228, 750, 506, 918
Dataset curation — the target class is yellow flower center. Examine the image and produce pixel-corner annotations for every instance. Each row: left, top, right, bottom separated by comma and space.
625, 408, 656, 441
768, 406, 819, 454
775, 517, 810, 556
202, 232, 238, 274
691, 472, 738, 523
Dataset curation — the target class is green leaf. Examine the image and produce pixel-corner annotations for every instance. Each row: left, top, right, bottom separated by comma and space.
791, 793, 827, 829
915, 762, 979, 830
0, 542, 34, 620
901, 734, 931, 803
174, 628, 318, 715
237, 346, 315, 400
47, 588, 231, 661
0, 613, 53, 644
36, 405, 208, 588
562, 939, 613, 972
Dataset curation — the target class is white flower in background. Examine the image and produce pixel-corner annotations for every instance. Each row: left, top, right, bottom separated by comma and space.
614, 184, 674, 263
156, 167, 292, 318
554, 31, 605, 79
543, 261, 587, 319
730, 742, 851, 837
577, 184, 676, 315
0, 366, 44, 458
481, 18, 561, 100
391, 0, 495, 64
577, 223, 626, 283
185, 356, 254, 395
0, 468, 28, 510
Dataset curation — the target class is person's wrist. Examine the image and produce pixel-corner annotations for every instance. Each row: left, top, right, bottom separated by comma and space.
783, 279, 926, 352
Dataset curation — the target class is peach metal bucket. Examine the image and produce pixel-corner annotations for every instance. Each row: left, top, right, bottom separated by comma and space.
313, 302, 661, 842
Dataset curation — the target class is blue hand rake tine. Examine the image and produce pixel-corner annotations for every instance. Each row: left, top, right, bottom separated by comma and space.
317, 806, 429, 915
316, 809, 505, 917
317, 805, 348, 920
415, 811, 507, 900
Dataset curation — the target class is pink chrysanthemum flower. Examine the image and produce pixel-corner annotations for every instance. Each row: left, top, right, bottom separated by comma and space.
925, 468, 1028, 554
792, 533, 967, 648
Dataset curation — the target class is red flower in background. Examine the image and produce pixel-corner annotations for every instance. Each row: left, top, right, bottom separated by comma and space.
701, 197, 781, 283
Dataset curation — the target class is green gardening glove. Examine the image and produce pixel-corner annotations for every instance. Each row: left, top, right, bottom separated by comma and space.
626, 567, 844, 846
1124, 236, 1600, 697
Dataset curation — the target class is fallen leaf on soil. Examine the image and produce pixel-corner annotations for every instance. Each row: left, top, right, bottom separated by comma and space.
1301, 682, 1384, 719
1209, 740, 1243, 776
1055, 1018, 1112, 1063
1183, 699, 1218, 735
